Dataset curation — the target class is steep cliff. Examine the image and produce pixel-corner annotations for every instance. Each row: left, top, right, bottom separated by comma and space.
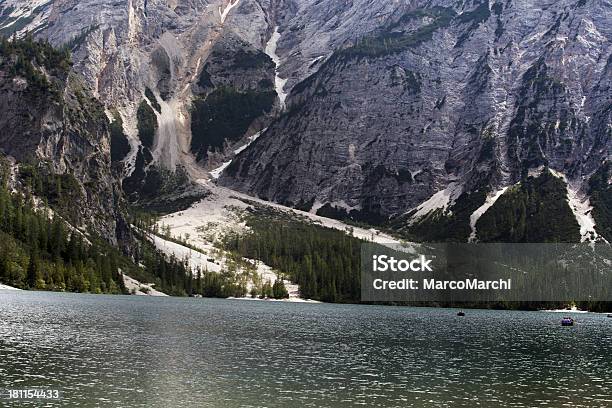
1, 0, 610, 243
220, 0, 611, 242
0, 0, 280, 206
0, 35, 126, 244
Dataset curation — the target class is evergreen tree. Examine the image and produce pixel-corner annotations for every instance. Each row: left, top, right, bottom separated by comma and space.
26, 253, 40, 289
196, 270, 203, 295
272, 279, 289, 299
260, 281, 273, 299
187, 270, 193, 296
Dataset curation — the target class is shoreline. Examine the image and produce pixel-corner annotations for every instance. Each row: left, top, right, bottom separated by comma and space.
227, 296, 322, 304
122, 274, 168, 297
539, 308, 589, 314
2, 287, 609, 313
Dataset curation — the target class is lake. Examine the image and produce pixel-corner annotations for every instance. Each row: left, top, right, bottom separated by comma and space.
0, 291, 610, 407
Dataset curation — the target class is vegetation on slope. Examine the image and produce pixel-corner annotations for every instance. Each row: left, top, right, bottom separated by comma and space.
0, 163, 126, 293
392, 188, 488, 242
19, 163, 83, 226
231, 50, 272, 70
476, 171, 580, 242
334, 7, 456, 61
0, 33, 71, 95
109, 113, 130, 163
222, 207, 363, 302
588, 162, 611, 242
190, 86, 275, 161
133, 213, 289, 299
0, 155, 208, 297
137, 100, 158, 149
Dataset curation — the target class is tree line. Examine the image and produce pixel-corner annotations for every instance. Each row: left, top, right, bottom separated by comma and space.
222, 208, 363, 302
0, 33, 72, 95
0, 168, 126, 293
131, 212, 289, 299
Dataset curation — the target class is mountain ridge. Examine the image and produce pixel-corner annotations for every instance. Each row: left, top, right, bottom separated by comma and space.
0, 0, 610, 244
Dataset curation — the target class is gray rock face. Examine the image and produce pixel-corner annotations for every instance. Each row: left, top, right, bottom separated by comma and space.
0, 54, 123, 243
0, 0, 284, 215
191, 32, 278, 167
221, 0, 611, 224
2, 0, 610, 237
1, 0, 275, 174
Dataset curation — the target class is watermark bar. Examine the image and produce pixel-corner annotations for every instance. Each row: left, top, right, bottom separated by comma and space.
0, 389, 63, 400
361, 243, 612, 302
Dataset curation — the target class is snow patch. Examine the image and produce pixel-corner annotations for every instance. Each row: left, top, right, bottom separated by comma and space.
410, 169, 423, 179
264, 27, 288, 109
0, 283, 21, 290
233, 128, 266, 155
309, 200, 325, 214
219, 0, 240, 24
331, 200, 362, 212
548, 169, 603, 242
468, 187, 509, 242
122, 274, 168, 296
209, 128, 267, 179
308, 200, 362, 215
309, 55, 326, 67
149, 233, 222, 273
408, 183, 463, 224
210, 160, 232, 180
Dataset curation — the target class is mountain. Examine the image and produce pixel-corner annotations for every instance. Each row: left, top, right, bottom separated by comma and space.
0, 34, 125, 244
0, 35, 211, 295
219, 0, 611, 243
0, 0, 609, 310
0, 0, 609, 246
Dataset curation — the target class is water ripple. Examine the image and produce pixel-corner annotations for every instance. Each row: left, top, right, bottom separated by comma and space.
0, 292, 610, 407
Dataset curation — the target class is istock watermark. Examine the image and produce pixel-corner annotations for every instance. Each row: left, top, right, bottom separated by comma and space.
361, 243, 611, 303
372, 254, 433, 272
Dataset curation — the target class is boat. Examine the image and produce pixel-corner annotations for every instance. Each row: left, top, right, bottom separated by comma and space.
457, 311, 465, 317
607, 314, 612, 318
561, 317, 574, 326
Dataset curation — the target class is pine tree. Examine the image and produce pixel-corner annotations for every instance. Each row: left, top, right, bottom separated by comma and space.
260, 281, 272, 299
0, 256, 10, 283
102, 256, 112, 291
65, 232, 79, 263
196, 270, 203, 295
187, 270, 193, 296
26, 253, 40, 289
272, 278, 289, 299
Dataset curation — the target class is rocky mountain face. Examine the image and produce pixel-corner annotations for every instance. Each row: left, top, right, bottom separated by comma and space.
1, 0, 610, 243
0, 36, 126, 244
220, 0, 611, 242
1, 0, 279, 205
